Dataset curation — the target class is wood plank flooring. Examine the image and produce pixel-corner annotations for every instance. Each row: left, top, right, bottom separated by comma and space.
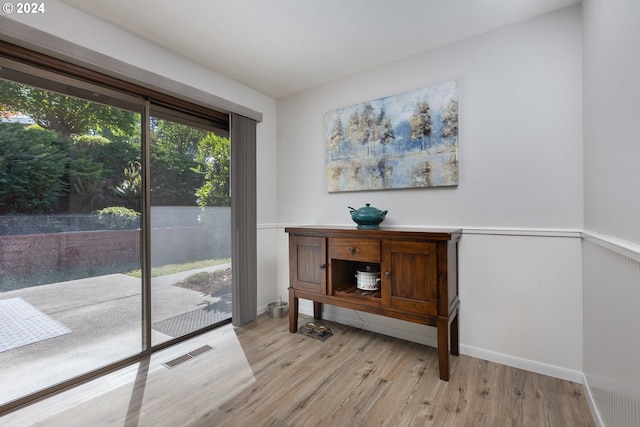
1, 314, 595, 427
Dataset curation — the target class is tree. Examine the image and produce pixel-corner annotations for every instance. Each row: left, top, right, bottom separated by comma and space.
114, 161, 142, 211
194, 133, 230, 206
0, 81, 138, 141
441, 99, 458, 140
150, 143, 203, 206
1, 79, 221, 211
0, 123, 67, 213
69, 158, 104, 212
374, 108, 395, 154
69, 135, 140, 212
1, 80, 142, 213
346, 111, 361, 156
410, 101, 434, 150
152, 118, 208, 157
327, 119, 344, 160
358, 103, 376, 156
148, 118, 210, 206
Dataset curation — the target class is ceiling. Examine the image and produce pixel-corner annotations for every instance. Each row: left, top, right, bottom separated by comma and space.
59, 0, 579, 99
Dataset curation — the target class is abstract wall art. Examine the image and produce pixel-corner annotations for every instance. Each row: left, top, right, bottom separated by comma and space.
325, 81, 458, 192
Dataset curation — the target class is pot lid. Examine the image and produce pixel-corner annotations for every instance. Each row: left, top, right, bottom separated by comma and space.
356, 265, 379, 273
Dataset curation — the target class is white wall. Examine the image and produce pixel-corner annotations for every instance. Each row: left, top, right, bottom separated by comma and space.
583, 0, 640, 246
277, 7, 583, 230
4, 0, 281, 311
460, 232, 583, 380
277, 6, 584, 381
582, 0, 640, 425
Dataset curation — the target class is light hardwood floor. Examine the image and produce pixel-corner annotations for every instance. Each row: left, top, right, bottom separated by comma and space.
2, 314, 595, 427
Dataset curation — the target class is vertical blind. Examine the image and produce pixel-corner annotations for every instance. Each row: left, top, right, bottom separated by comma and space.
230, 113, 258, 325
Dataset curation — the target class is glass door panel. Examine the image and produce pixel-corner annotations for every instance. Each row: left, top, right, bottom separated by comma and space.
0, 79, 143, 406
148, 115, 231, 346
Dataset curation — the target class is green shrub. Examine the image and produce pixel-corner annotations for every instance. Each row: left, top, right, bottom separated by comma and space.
93, 206, 140, 229
184, 271, 211, 285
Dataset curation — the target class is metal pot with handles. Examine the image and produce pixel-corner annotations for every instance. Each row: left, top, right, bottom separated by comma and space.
355, 265, 381, 291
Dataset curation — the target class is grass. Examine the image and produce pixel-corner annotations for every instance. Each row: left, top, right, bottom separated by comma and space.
0, 259, 231, 292
126, 258, 231, 278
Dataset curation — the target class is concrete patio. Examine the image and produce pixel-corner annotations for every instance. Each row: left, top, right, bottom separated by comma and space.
0, 264, 231, 405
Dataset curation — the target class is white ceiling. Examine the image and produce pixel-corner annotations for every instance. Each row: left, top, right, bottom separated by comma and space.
59, 0, 579, 99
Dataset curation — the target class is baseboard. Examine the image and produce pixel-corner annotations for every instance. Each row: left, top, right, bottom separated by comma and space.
459, 344, 583, 383
582, 373, 606, 427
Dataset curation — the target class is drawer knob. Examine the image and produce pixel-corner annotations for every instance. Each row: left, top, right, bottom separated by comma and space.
384, 271, 391, 278
320, 264, 326, 269
349, 246, 356, 254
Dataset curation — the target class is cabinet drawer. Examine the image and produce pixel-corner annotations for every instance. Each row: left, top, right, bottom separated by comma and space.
329, 238, 380, 262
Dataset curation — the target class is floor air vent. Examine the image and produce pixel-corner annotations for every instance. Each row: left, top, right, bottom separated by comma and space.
162, 345, 213, 368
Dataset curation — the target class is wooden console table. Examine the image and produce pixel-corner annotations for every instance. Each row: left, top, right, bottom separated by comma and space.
286, 226, 461, 381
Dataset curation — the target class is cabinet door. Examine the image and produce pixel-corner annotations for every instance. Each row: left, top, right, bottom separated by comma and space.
381, 240, 438, 316
289, 235, 327, 294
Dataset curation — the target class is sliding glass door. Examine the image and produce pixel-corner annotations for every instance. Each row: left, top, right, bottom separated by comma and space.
148, 111, 232, 346
0, 73, 145, 405
0, 52, 232, 410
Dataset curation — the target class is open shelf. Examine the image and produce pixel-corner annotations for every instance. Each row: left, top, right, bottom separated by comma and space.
334, 285, 381, 299
330, 259, 381, 300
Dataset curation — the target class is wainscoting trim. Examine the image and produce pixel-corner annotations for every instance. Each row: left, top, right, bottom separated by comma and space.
582, 230, 640, 263
271, 223, 583, 238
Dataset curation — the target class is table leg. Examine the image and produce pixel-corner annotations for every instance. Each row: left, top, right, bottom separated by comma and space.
313, 301, 322, 320
289, 288, 298, 333
450, 311, 459, 356
437, 316, 450, 381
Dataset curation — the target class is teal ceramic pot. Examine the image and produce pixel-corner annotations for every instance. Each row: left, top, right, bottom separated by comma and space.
348, 203, 388, 229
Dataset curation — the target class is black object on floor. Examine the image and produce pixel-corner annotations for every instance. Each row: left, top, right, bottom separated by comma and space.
297, 321, 333, 341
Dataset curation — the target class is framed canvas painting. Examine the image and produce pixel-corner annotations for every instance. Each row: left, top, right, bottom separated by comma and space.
325, 81, 458, 192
